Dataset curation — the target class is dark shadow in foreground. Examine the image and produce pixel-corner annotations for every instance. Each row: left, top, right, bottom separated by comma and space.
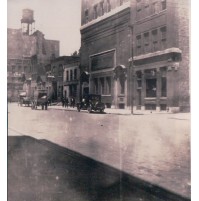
8, 136, 190, 201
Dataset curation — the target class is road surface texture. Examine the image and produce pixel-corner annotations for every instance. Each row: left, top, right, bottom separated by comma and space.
8, 103, 190, 200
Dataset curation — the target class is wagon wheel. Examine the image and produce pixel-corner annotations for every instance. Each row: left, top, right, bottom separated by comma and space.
87, 105, 92, 113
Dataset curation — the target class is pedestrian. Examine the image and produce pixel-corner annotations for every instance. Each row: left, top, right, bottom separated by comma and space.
65, 97, 69, 108
62, 97, 64, 107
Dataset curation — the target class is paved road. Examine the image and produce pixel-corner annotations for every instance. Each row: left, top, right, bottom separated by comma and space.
8, 103, 191, 199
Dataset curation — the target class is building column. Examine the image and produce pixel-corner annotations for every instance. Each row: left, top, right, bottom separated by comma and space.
156, 68, 161, 111
141, 70, 145, 111
166, 66, 175, 111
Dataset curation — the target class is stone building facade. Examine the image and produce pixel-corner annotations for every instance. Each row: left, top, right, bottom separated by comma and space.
131, 0, 190, 112
80, 0, 131, 109
80, 0, 190, 111
63, 56, 80, 104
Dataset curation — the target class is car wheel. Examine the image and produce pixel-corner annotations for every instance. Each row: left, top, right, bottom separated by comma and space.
100, 109, 104, 113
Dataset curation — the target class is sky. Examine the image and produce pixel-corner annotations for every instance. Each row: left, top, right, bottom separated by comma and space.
7, 0, 82, 56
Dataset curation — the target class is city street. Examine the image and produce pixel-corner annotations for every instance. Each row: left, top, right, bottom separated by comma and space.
8, 103, 191, 200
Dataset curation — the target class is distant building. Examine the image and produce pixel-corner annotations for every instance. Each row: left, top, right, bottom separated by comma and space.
80, 0, 190, 111
63, 56, 80, 104
7, 9, 60, 101
45, 56, 80, 102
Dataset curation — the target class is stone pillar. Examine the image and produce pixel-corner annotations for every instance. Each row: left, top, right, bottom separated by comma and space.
166, 66, 175, 110
156, 68, 161, 111
141, 70, 145, 111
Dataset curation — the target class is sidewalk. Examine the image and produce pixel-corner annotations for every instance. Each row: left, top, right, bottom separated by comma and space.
48, 104, 190, 117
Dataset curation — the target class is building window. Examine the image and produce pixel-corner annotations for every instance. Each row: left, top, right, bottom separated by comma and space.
107, 0, 111, 12
161, 0, 166, 10
70, 70, 73, 81
94, 78, 99, 94
18, 66, 22, 73
136, 35, 142, 55
58, 65, 63, 76
152, 29, 158, 52
144, 32, 150, 53
93, 5, 98, 19
74, 69, 77, 80
52, 66, 56, 74
146, 78, 157, 97
161, 77, 167, 97
144, 0, 150, 17
106, 77, 111, 95
12, 66, 15, 73
85, 9, 89, 23
151, 1, 159, 15
100, 77, 105, 94
66, 71, 69, 81
119, 0, 124, 6
100, 1, 104, 16
160, 26, 167, 49
136, 1, 142, 20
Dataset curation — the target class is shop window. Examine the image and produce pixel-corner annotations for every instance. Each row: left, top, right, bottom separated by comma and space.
145, 104, 156, 110
160, 104, 167, 111
106, 77, 111, 95
161, 77, 167, 97
161, 0, 166, 10
100, 78, 105, 94
146, 78, 157, 97
94, 78, 99, 94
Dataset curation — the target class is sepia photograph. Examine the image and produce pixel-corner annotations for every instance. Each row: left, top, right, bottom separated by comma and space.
7, 0, 191, 200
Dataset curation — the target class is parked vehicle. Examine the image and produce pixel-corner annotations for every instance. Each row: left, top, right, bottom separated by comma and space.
31, 89, 48, 110
18, 91, 31, 106
77, 94, 105, 113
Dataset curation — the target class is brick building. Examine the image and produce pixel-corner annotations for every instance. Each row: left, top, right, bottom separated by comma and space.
80, 0, 190, 111
63, 56, 80, 104
131, 0, 190, 112
7, 9, 59, 101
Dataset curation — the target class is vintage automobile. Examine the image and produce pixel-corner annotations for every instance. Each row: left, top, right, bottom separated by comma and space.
76, 94, 105, 113
31, 89, 48, 110
18, 91, 31, 106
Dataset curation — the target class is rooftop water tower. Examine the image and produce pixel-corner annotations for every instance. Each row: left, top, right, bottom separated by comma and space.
21, 9, 35, 35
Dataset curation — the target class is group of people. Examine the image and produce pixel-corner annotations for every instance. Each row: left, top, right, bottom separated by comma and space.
62, 97, 75, 108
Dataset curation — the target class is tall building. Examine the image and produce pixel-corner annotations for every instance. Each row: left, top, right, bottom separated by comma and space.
80, 0, 132, 109
131, 0, 190, 112
7, 9, 60, 101
80, 0, 190, 112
